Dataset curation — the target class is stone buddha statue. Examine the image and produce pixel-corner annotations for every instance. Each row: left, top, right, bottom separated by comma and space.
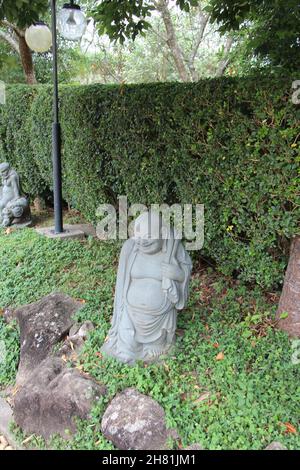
0, 162, 31, 228
102, 211, 192, 364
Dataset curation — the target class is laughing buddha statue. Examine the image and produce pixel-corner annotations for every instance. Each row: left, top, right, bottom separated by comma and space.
102, 211, 192, 364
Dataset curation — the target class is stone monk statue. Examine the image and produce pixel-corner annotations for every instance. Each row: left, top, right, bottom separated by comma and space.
0, 162, 31, 228
102, 211, 192, 364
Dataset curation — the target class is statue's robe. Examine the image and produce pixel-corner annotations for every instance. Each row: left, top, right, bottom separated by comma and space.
102, 237, 192, 364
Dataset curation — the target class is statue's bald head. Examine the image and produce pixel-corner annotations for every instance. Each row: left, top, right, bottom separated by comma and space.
134, 211, 162, 240
0, 162, 10, 176
134, 211, 164, 254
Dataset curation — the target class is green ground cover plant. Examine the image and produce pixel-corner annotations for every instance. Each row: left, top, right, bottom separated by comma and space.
0, 227, 299, 450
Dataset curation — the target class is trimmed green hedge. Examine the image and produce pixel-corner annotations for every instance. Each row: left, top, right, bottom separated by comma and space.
0, 77, 299, 288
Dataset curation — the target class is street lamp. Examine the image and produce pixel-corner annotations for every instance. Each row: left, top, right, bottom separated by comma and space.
25, 1, 86, 234
25, 22, 52, 53
58, 1, 87, 41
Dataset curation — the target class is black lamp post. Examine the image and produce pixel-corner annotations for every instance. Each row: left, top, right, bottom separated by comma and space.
25, 1, 87, 234
51, 0, 63, 234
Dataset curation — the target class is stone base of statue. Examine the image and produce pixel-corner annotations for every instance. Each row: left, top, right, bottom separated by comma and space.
101, 211, 192, 365
1, 203, 32, 229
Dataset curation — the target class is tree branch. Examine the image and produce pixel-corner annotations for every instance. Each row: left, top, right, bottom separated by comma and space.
189, 9, 209, 65
0, 29, 20, 53
215, 35, 234, 77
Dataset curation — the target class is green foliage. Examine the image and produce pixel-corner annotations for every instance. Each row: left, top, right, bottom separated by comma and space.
1, 77, 299, 288
90, 0, 201, 43
206, 0, 300, 71
0, 319, 19, 386
0, 229, 299, 449
0, 42, 23, 84
0, 0, 48, 29
0, 85, 47, 197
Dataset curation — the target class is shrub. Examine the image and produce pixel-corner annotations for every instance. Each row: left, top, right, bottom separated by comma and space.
0, 77, 299, 287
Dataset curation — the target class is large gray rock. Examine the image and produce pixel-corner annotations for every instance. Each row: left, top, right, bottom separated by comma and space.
14, 293, 82, 384
265, 441, 288, 450
101, 388, 169, 450
14, 357, 106, 440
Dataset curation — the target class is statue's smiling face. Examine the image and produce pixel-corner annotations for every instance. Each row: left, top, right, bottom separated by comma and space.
134, 212, 163, 254
136, 237, 163, 254
0, 163, 10, 179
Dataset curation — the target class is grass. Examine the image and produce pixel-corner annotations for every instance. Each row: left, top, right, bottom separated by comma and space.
0, 223, 299, 450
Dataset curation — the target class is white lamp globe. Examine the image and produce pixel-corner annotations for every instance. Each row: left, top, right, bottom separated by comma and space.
25, 22, 52, 53
57, 1, 87, 41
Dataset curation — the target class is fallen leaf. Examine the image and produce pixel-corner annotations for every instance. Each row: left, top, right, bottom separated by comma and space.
284, 422, 297, 434
22, 435, 35, 445
95, 352, 102, 358
212, 342, 219, 348
215, 352, 224, 361
5, 227, 13, 235
193, 391, 211, 404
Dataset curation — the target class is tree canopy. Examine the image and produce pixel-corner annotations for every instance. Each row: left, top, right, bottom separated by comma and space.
90, 0, 201, 42
0, 0, 48, 28
206, 0, 300, 70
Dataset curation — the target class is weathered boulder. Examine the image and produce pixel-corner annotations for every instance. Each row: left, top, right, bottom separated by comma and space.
14, 357, 106, 440
101, 388, 169, 450
14, 293, 82, 384
265, 441, 287, 450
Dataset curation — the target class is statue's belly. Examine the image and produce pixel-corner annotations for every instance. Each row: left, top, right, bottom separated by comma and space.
2, 186, 13, 199
127, 278, 165, 311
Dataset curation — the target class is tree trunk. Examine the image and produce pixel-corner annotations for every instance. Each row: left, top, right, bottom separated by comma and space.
18, 35, 37, 85
156, 0, 191, 82
215, 36, 234, 77
276, 236, 300, 337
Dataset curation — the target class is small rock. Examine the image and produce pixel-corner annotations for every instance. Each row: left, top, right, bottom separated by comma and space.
74, 321, 94, 339
184, 443, 204, 450
265, 441, 287, 450
69, 323, 81, 337
59, 321, 95, 358
0, 435, 8, 447
101, 388, 169, 450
